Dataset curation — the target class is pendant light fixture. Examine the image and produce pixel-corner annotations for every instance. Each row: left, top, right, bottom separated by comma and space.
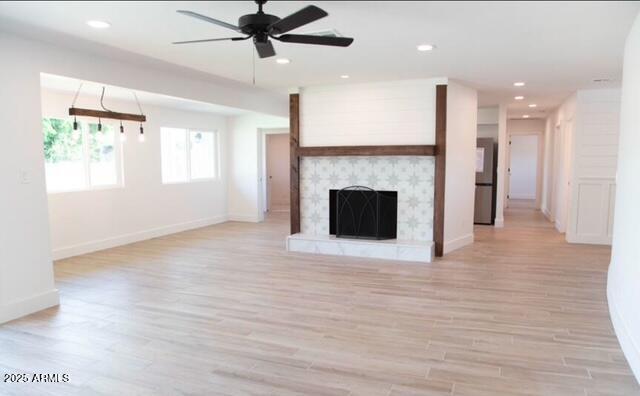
68, 83, 147, 142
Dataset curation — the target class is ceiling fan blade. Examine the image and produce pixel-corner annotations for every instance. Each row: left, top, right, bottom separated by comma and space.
177, 10, 241, 33
172, 37, 248, 45
255, 40, 276, 58
268, 5, 328, 34
275, 34, 354, 47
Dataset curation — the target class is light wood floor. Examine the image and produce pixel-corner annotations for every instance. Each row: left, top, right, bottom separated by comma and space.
1, 207, 638, 395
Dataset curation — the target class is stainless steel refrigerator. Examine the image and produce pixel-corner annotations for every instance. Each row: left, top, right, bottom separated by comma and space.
474, 138, 497, 225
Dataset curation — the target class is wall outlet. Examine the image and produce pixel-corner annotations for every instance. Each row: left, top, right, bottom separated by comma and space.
19, 170, 31, 184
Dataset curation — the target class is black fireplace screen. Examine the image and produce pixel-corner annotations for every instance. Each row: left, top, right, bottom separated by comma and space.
329, 186, 397, 240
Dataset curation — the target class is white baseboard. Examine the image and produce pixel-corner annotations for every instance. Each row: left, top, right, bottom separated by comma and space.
0, 289, 59, 324
52, 215, 229, 260
608, 283, 640, 382
443, 233, 474, 255
494, 217, 504, 228
541, 206, 553, 221
228, 213, 261, 222
566, 233, 612, 246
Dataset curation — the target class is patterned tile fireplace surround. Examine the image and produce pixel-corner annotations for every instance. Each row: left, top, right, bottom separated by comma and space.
286, 155, 436, 263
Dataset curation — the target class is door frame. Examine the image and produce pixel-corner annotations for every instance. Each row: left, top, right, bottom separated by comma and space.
505, 130, 544, 209
257, 128, 289, 221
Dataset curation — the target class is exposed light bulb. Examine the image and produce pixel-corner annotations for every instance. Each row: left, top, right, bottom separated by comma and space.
86, 20, 111, 29
138, 133, 145, 143
417, 44, 435, 51
120, 134, 127, 142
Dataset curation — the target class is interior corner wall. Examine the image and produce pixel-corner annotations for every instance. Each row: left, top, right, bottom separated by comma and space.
41, 90, 230, 260
495, 104, 508, 227
0, 37, 58, 324
541, 116, 555, 221
608, 11, 640, 382
547, 93, 577, 233
443, 81, 478, 254
227, 113, 288, 222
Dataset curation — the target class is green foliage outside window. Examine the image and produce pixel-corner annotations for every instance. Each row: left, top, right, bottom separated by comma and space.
42, 118, 83, 163
87, 123, 115, 162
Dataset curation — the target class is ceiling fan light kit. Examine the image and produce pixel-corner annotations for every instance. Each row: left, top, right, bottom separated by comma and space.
174, 0, 354, 58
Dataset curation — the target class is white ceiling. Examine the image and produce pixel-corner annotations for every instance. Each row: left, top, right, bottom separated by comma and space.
1, 1, 638, 119
40, 73, 248, 116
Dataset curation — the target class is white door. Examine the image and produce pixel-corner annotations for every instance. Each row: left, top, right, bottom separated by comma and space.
509, 135, 538, 201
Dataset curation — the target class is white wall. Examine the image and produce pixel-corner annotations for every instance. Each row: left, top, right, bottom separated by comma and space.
566, 89, 620, 245
227, 114, 288, 222
300, 78, 446, 147
608, 11, 640, 382
443, 81, 478, 253
547, 94, 577, 233
41, 90, 229, 259
541, 117, 555, 220
0, 29, 285, 324
544, 88, 621, 244
0, 48, 58, 324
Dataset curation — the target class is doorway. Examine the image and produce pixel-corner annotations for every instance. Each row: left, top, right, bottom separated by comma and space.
508, 134, 539, 209
265, 133, 290, 213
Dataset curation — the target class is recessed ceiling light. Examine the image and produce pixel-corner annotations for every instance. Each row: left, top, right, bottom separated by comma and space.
340, 75, 350, 79
276, 58, 290, 64
513, 82, 525, 87
514, 96, 524, 100
86, 20, 111, 29
417, 44, 435, 52
528, 104, 537, 108
523, 115, 530, 119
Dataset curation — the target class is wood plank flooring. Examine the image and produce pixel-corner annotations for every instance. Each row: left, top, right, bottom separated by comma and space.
1, 207, 638, 395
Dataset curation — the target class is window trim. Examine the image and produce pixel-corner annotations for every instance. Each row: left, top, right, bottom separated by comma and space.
43, 116, 124, 194
160, 127, 219, 184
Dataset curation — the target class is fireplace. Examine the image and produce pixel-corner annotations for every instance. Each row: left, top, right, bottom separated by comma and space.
329, 186, 397, 240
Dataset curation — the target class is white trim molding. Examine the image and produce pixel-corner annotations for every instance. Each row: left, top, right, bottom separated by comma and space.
227, 213, 262, 223
443, 233, 474, 254
608, 283, 640, 380
0, 290, 59, 324
52, 215, 229, 260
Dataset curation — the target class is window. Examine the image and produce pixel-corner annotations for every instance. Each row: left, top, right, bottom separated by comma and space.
42, 118, 122, 193
161, 127, 218, 183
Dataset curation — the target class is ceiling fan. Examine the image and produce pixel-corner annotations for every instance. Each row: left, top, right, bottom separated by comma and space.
173, 0, 354, 58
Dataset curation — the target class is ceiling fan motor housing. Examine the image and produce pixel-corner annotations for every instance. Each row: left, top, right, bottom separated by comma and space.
238, 13, 280, 37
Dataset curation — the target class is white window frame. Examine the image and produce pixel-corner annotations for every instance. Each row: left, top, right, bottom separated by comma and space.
43, 116, 124, 194
161, 127, 219, 184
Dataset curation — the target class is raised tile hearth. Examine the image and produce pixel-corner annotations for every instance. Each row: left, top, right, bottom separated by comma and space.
286, 233, 434, 263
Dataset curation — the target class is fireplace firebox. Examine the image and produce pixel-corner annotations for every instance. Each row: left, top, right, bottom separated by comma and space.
329, 186, 397, 240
